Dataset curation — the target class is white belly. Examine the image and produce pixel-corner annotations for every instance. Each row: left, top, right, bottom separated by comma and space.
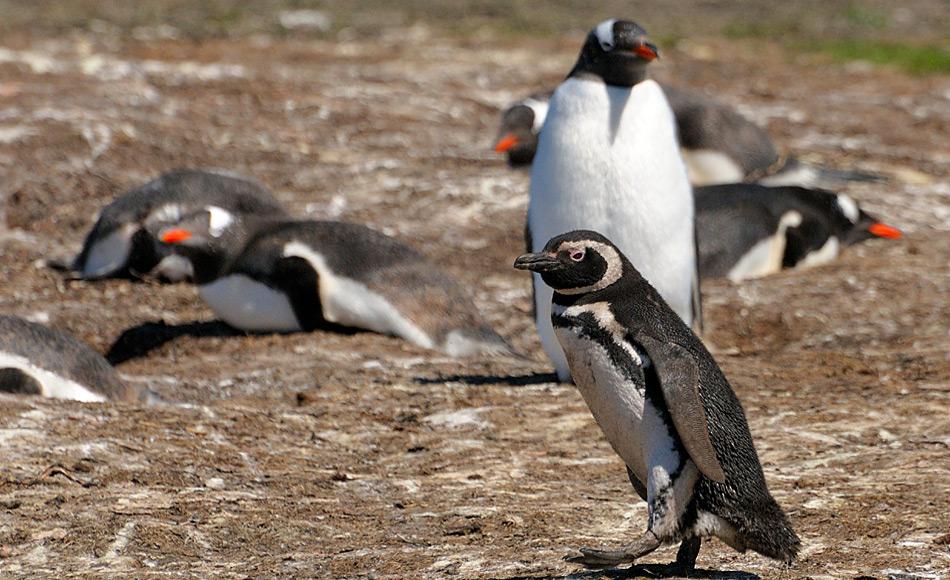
0, 351, 106, 402
530, 78, 696, 379
727, 210, 803, 282
282, 242, 435, 349
554, 326, 681, 487
199, 275, 301, 332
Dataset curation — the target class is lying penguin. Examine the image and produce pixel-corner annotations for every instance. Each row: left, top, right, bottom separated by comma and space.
495, 86, 880, 187
0, 315, 153, 403
155, 207, 514, 357
514, 230, 800, 573
697, 183, 902, 281
72, 169, 287, 281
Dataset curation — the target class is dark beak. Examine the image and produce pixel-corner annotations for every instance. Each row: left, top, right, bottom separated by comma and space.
633, 41, 659, 61
513, 252, 561, 272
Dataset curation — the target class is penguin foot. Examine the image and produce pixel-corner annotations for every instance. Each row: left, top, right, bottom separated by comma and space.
565, 530, 660, 568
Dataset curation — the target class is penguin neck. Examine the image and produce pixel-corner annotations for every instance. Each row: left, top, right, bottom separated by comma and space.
181, 246, 230, 285
567, 65, 650, 88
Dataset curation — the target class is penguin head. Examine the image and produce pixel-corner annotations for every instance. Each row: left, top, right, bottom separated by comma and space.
570, 19, 658, 87
514, 230, 626, 295
154, 206, 239, 284
494, 97, 549, 166
834, 193, 902, 244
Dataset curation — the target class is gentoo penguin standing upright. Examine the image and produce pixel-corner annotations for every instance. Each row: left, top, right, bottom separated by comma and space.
72, 169, 287, 281
156, 208, 514, 357
696, 183, 902, 281
0, 315, 152, 403
514, 231, 799, 572
528, 19, 699, 381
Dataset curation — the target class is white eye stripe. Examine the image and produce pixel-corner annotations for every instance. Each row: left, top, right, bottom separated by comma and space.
595, 18, 617, 50
555, 240, 623, 295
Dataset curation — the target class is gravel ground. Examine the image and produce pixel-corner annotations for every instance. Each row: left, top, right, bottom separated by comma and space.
0, 18, 947, 579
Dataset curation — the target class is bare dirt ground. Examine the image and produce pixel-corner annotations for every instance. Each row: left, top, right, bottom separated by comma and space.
0, 16, 948, 580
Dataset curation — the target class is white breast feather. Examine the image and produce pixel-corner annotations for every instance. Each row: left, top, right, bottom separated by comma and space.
282, 242, 434, 349
0, 350, 107, 402
199, 275, 301, 332
82, 223, 137, 278
530, 78, 696, 379
681, 148, 746, 186
798, 236, 840, 268
727, 210, 802, 282
152, 254, 194, 282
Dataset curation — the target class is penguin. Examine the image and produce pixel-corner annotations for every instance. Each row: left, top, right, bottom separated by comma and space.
528, 19, 700, 382
0, 315, 152, 403
155, 207, 514, 357
696, 183, 902, 281
495, 86, 881, 186
494, 90, 551, 167
514, 230, 800, 572
72, 169, 287, 281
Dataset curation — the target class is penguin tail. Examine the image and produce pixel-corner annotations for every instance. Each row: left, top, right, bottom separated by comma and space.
738, 501, 801, 564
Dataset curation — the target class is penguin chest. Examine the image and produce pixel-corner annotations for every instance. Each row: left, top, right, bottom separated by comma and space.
199, 275, 301, 332
554, 325, 676, 484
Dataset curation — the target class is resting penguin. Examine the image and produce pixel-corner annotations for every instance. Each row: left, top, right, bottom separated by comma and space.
155, 207, 514, 357
72, 169, 287, 281
496, 86, 881, 186
528, 19, 700, 382
0, 315, 152, 403
696, 183, 902, 281
514, 230, 800, 572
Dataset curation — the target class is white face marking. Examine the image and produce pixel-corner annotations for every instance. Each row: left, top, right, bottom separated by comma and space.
595, 19, 617, 51
554, 240, 623, 295
523, 97, 549, 133
199, 274, 301, 332
206, 206, 235, 237
81, 222, 137, 278
0, 351, 107, 402
282, 241, 435, 349
836, 194, 860, 223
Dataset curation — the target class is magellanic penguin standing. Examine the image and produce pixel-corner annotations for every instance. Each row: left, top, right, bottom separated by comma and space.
0, 315, 152, 403
496, 85, 881, 186
156, 208, 514, 357
528, 19, 700, 382
696, 183, 902, 281
72, 169, 287, 281
514, 231, 800, 572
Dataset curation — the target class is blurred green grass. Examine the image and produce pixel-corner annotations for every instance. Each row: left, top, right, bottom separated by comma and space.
0, 0, 946, 74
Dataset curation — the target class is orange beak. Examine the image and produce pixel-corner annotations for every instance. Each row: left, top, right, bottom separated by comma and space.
867, 222, 902, 240
633, 42, 659, 61
161, 228, 192, 244
494, 133, 519, 153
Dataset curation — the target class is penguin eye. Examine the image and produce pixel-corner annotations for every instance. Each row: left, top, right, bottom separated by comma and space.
570, 250, 585, 262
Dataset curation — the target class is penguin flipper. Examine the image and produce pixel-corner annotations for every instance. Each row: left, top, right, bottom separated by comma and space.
635, 334, 726, 484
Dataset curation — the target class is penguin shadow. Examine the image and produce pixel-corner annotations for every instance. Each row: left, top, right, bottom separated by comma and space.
495, 564, 759, 580
106, 319, 368, 364
105, 320, 244, 364
413, 372, 559, 387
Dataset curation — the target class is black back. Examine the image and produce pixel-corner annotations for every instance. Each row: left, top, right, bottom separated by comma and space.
0, 315, 141, 402
74, 169, 287, 278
